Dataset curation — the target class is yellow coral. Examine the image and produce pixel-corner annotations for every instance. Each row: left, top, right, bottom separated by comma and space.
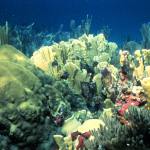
63, 62, 89, 92
56, 119, 105, 150
134, 50, 141, 59
132, 86, 144, 96
77, 119, 105, 133
119, 50, 129, 66
0, 45, 40, 101
141, 77, 150, 101
0, 45, 30, 65
53, 135, 73, 150
145, 66, 150, 77
31, 46, 56, 72
142, 49, 149, 57
142, 49, 150, 64
101, 108, 113, 118
61, 115, 81, 135
133, 58, 144, 80
77, 119, 105, 142
96, 61, 108, 71
93, 74, 102, 94
31, 46, 61, 77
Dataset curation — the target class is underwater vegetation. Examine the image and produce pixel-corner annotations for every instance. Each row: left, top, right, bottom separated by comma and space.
0, 22, 9, 45
85, 107, 150, 150
141, 22, 150, 49
0, 20, 150, 150
0, 16, 92, 57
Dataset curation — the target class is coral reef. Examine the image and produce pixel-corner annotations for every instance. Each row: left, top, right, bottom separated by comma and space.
31, 33, 118, 108
54, 118, 104, 150
0, 45, 86, 149
83, 48, 150, 150
31, 34, 150, 150
1, 25, 150, 150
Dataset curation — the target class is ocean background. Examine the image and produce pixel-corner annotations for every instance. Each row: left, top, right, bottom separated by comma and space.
0, 0, 150, 45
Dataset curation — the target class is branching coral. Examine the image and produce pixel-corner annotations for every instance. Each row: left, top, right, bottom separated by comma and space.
85, 116, 124, 150
85, 107, 150, 150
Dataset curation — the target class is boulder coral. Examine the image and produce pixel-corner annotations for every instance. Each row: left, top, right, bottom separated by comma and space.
0, 45, 52, 149
0, 45, 40, 100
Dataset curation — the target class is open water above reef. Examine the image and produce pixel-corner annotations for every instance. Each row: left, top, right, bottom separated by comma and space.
0, 0, 150, 44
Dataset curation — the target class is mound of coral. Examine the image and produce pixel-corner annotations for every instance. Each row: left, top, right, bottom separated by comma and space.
0, 45, 51, 149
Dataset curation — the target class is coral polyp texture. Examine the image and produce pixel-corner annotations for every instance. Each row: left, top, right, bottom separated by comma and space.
0, 30, 150, 150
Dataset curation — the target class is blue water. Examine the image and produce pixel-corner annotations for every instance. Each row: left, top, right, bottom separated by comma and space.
1, 0, 150, 44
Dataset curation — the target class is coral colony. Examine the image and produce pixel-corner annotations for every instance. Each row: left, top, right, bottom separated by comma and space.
0, 21, 150, 150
